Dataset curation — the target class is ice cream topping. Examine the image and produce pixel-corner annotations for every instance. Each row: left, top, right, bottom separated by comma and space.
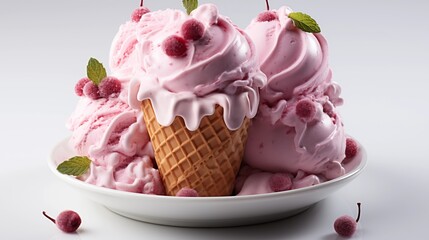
128, 4, 266, 131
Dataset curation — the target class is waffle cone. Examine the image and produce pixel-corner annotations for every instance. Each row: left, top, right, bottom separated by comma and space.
141, 100, 250, 197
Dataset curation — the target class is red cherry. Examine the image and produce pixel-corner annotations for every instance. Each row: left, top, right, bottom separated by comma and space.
176, 187, 199, 197
99, 76, 121, 98
269, 173, 292, 192
345, 138, 358, 159
256, 11, 278, 22
334, 215, 356, 237
43, 210, 81, 233
83, 81, 100, 100
131, 7, 150, 22
162, 35, 188, 57
181, 19, 205, 41
296, 99, 316, 122
75, 77, 90, 96
334, 203, 361, 237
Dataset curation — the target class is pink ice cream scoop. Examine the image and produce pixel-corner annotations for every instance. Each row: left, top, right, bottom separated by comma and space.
109, 20, 140, 80
239, 6, 350, 195
67, 85, 164, 195
128, 4, 266, 131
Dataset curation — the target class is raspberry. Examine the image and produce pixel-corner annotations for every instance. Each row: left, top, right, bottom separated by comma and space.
345, 138, 358, 159
256, 11, 278, 22
176, 187, 199, 197
131, 7, 150, 22
162, 35, 188, 57
269, 173, 292, 192
83, 81, 100, 100
74, 77, 90, 96
181, 19, 205, 41
43, 210, 81, 233
296, 99, 316, 122
99, 76, 121, 98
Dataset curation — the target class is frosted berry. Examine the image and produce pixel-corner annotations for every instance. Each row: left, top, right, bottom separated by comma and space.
334, 203, 361, 237
83, 82, 100, 100
162, 35, 188, 57
345, 138, 358, 159
181, 19, 205, 41
43, 210, 81, 233
256, 11, 278, 22
176, 187, 199, 197
75, 77, 90, 96
99, 76, 121, 98
131, 7, 150, 22
296, 99, 316, 122
269, 173, 292, 192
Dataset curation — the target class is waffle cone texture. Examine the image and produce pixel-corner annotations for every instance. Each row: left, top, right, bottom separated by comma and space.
141, 100, 250, 197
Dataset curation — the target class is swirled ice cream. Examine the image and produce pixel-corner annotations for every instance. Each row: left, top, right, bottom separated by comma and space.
237, 6, 356, 195
129, 4, 266, 131
67, 82, 164, 194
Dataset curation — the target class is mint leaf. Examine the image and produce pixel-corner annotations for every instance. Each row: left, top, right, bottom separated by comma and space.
183, 0, 198, 15
57, 156, 91, 177
87, 57, 107, 85
288, 12, 321, 33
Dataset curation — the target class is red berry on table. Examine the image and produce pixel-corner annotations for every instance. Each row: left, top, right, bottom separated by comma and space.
256, 11, 278, 22
43, 210, 82, 233
181, 19, 205, 41
99, 76, 122, 98
162, 35, 188, 57
83, 81, 100, 100
345, 138, 358, 159
334, 203, 362, 237
75, 77, 90, 96
296, 99, 316, 122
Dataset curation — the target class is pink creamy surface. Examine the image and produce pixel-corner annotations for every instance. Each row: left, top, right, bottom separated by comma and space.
128, 4, 266, 131
109, 21, 139, 80
239, 6, 354, 195
67, 87, 164, 194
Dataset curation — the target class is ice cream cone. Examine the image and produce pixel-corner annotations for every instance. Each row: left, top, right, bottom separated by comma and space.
141, 99, 250, 196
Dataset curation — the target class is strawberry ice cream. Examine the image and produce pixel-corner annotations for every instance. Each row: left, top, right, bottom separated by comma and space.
125, 3, 266, 196
237, 6, 357, 195
128, 4, 266, 131
67, 81, 164, 194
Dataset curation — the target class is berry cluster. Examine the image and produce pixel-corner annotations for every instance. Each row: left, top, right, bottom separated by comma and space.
162, 19, 205, 57
75, 76, 122, 100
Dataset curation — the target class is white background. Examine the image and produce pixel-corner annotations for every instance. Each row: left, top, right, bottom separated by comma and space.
1, 0, 428, 239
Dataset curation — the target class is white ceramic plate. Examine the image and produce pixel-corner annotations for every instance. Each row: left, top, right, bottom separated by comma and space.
49, 138, 367, 227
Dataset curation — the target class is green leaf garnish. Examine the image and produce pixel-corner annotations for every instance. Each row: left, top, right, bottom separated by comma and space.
87, 57, 107, 85
288, 12, 321, 33
57, 156, 91, 177
182, 0, 198, 15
